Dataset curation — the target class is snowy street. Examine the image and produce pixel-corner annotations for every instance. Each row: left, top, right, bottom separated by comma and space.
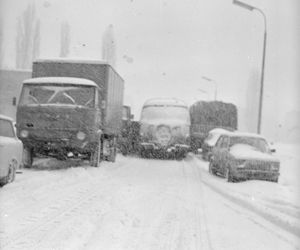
0, 146, 299, 250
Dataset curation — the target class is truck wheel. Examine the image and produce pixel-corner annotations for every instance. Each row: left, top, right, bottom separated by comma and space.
90, 139, 101, 167
108, 146, 117, 162
23, 147, 33, 168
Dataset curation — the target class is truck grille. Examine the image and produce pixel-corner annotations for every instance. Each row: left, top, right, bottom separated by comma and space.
155, 125, 171, 146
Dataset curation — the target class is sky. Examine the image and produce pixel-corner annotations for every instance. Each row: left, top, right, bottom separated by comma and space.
0, 0, 299, 142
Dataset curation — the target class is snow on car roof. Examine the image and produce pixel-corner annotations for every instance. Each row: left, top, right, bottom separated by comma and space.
35, 58, 109, 65
143, 98, 188, 108
229, 131, 266, 139
0, 114, 14, 122
23, 77, 98, 87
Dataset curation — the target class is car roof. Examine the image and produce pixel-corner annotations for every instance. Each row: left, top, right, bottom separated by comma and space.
23, 77, 98, 87
0, 114, 14, 122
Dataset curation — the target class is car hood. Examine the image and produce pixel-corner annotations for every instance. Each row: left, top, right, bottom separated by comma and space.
230, 144, 279, 162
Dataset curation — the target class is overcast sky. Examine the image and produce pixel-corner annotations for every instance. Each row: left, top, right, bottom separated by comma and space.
1, 0, 299, 141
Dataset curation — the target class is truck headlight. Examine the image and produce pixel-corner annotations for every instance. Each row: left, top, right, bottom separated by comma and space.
20, 130, 29, 138
76, 131, 86, 140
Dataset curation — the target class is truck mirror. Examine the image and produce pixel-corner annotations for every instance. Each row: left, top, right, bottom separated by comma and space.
12, 97, 17, 106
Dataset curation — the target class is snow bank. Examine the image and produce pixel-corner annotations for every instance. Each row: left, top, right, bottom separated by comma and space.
194, 143, 300, 238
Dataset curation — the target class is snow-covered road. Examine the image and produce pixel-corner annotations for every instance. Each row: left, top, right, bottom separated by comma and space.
0, 152, 299, 250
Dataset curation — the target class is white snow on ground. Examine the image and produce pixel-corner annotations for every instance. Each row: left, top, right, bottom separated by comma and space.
0, 147, 299, 250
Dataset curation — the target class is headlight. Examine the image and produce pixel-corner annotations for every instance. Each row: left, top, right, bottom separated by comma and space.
76, 131, 86, 140
270, 162, 280, 171
20, 130, 29, 138
236, 159, 246, 168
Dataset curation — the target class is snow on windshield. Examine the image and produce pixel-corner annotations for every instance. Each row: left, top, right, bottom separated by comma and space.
141, 106, 190, 123
19, 84, 95, 107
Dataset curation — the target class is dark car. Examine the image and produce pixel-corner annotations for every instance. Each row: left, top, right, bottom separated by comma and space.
209, 131, 280, 182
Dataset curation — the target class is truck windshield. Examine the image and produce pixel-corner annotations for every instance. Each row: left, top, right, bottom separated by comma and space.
19, 84, 96, 107
141, 106, 190, 123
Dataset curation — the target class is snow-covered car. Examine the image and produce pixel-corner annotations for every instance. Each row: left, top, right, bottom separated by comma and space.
209, 131, 280, 182
0, 115, 23, 186
201, 128, 231, 161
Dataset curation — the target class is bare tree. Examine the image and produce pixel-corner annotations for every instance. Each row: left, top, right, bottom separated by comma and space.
32, 20, 40, 61
60, 21, 71, 57
0, 17, 3, 68
16, 3, 39, 69
102, 24, 116, 67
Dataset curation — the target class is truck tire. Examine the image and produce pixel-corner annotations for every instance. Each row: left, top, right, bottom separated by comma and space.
23, 147, 33, 168
90, 138, 101, 167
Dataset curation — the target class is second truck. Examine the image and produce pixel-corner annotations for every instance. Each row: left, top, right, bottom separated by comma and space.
16, 59, 124, 167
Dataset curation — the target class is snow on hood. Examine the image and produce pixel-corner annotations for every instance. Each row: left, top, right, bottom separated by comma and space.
230, 144, 279, 162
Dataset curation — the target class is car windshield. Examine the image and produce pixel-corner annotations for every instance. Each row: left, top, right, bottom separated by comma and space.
19, 84, 96, 107
141, 105, 190, 123
0, 119, 15, 138
229, 136, 270, 153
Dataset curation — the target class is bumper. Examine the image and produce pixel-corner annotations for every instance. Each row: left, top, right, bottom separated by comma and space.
232, 169, 280, 180
140, 142, 190, 153
21, 138, 92, 153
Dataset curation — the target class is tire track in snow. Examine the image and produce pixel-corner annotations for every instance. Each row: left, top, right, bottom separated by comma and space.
1, 157, 139, 250
183, 157, 213, 250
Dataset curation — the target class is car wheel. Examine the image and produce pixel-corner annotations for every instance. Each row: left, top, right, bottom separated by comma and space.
225, 167, 233, 182
7, 163, 16, 183
208, 161, 216, 175
2, 160, 17, 186
270, 177, 278, 183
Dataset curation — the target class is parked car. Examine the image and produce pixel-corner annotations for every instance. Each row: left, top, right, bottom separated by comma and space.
0, 115, 23, 186
209, 131, 280, 182
201, 128, 231, 161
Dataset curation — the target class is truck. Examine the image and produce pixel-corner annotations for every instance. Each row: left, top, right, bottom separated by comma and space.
16, 59, 124, 167
139, 98, 190, 159
189, 100, 238, 151
118, 105, 140, 156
